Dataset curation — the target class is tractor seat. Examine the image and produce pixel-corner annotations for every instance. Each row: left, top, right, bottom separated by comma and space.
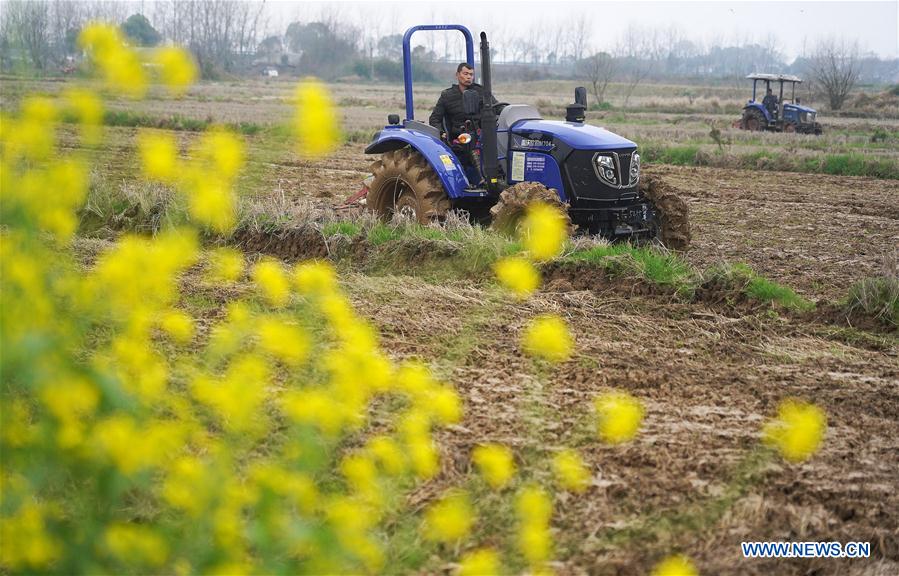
497, 105, 542, 159
498, 104, 542, 132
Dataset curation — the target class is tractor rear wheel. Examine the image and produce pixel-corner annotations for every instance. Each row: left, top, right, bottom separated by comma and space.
639, 175, 691, 251
367, 148, 450, 224
741, 108, 766, 131
489, 182, 573, 236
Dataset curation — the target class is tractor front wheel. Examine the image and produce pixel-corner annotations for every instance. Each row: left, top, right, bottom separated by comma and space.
367, 148, 450, 224
489, 182, 573, 236
741, 108, 766, 131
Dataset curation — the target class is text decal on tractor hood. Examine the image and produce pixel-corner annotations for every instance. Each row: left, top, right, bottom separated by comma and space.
511, 133, 555, 151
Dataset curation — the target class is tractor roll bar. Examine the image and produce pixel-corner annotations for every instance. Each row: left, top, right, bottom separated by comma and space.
402, 25, 475, 120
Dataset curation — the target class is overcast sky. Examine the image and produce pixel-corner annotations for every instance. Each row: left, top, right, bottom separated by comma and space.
269, 0, 898, 60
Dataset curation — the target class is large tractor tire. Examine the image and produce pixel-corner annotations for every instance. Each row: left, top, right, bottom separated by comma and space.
367, 148, 450, 224
489, 182, 573, 236
639, 175, 691, 251
740, 107, 766, 131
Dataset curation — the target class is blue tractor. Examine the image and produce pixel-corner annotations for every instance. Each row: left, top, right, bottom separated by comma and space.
363, 25, 690, 249
739, 73, 823, 135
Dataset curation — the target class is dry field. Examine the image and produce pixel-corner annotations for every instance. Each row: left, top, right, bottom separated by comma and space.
4, 75, 898, 575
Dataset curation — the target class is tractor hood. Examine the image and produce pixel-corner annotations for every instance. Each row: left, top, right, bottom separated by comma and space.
785, 103, 817, 114
512, 120, 637, 151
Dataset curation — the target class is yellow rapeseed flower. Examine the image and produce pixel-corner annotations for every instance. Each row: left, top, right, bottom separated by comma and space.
188, 175, 235, 232
522, 314, 573, 363
423, 384, 463, 425
294, 79, 339, 157
257, 317, 309, 366
515, 484, 553, 567
206, 247, 244, 282
191, 356, 269, 433
494, 256, 541, 299
0, 502, 61, 569
153, 46, 198, 95
281, 389, 348, 437
423, 491, 474, 543
516, 484, 552, 525
252, 258, 290, 308
138, 131, 180, 183
104, 524, 169, 567
294, 260, 338, 295
522, 201, 567, 261
459, 548, 500, 576
195, 129, 245, 182
594, 391, 644, 444
63, 88, 103, 145
340, 453, 379, 496
472, 444, 516, 489
762, 399, 827, 462
162, 457, 212, 517
651, 554, 698, 576
408, 435, 439, 480
78, 23, 146, 97
365, 435, 406, 476
159, 310, 195, 343
552, 448, 590, 493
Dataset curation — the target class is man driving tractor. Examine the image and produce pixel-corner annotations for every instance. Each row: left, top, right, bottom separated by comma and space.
428, 62, 503, 153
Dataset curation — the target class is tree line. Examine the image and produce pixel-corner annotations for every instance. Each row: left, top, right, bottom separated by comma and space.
1, 1, 895, 110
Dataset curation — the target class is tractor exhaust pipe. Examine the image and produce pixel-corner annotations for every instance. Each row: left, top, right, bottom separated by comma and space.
479, 31, 499, 193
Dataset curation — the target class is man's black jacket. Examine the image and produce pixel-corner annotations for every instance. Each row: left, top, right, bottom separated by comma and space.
428, 83, 501, 139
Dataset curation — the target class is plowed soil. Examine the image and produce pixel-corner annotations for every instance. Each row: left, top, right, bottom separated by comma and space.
264, 147, 898, 574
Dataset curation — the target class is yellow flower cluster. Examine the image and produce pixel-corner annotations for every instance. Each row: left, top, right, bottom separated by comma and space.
423, 491, 474, 542
1, 33, 474, 574
294, 79, 339, 157
472, 443, 517, 489
153, 46, 199, 96
651, 554, 698, 576
494, 256, 541, 299
79, 23, 147, 97
137, 128, 245, 232
522, 201, 568, 261
516, 484, 554, 570
522, 313, 574, 363
459, 548, 500, 576
552, 448, 591, 493
594, 391, 645, 444
762, 399, 827, 462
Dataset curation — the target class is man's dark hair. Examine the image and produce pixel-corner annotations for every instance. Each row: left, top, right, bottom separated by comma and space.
456, 62, 473, 73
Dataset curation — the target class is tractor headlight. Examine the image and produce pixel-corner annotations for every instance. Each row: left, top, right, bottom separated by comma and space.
630, 153, 640, 184
596, 155, 614, 169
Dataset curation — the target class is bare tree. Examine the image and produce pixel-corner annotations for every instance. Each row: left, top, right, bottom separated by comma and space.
578, 51, 615, 105
808, 37, 862, 110
616, 24, 657, 108
2, 0, 51, 69
567, 17, 590, 63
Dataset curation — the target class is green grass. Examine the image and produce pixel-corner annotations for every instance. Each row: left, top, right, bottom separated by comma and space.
641, 144, 700, 165
366, 223, 404, 245
641, 143, 899, 179
745, 275, 813, 312
564, 244, 694, 291
322, 222, 362, 237
703, 263, 814, 312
